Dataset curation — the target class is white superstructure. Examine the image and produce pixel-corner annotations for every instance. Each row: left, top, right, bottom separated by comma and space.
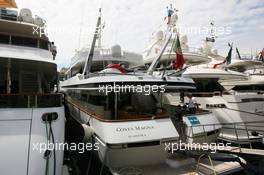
143, 8, 218, 66
65, 45, 143, 80
0, 7, 65, 175
180, 63, 264, 144
141, 5, 264, 145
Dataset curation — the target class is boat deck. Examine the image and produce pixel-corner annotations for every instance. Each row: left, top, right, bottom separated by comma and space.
110, 156, 243, 175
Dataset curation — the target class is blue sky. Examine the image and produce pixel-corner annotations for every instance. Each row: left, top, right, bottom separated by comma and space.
16, 0, 264, 69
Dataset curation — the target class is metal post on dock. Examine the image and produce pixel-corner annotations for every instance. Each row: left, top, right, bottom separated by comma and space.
202, 125, 208, 143
245, 124, 252, 149
191, 125, 194, 143
233, 123, 242, 152
213, 124, 218, 145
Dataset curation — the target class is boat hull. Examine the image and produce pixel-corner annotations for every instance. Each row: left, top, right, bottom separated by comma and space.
196, 94, 264, 143
0, 107, 65, 175
66, 99, 180, 168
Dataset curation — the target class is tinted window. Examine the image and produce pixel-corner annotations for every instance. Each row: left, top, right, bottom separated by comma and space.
0, 9, 17, 21
11, 36, 38, 47
11, 36, 24, 46
0, 34, 9, 44
39, 39, 49, 50
24, 37, 38, 47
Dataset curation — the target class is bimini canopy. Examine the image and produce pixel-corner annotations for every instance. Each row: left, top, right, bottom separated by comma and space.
0, 0, 17, 8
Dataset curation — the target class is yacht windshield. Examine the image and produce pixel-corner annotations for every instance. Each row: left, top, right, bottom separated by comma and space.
67, 90, 166, 121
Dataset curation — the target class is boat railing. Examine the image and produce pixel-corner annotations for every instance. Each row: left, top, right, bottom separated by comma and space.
91, 71, 139, 77
232, 90, 264, 95
237, 54, 255, 60
165, 46, 202, 55
0, 93, 63, 108
185, 47, 203, 54
187, 91, 223, 97
185, 120, 264, 150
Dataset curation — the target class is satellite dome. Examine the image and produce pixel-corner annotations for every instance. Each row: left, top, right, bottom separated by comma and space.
111, 45, 122, 57
34, 15, 45, 27
170, 14, 178, 24
156, 30, 164, 40
181, 35, 188, 44
19, 8, 33, 23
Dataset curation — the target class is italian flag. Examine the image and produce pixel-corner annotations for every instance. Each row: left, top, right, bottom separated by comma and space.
213, 43, 232, 68
173, 34, 185, 70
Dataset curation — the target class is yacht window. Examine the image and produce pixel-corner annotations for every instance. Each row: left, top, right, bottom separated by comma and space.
233, 85, 264, 91
0, 58, 57, 94
87, 95, 106, 106
23, 37, 38, 47
194, 79, 224, 92
11, 36, 38, 48
11, 36, 23, 45
0, 66, 7, 94
39, 39, 49, 50
69, 91, 163, 121
0, 58, 61, 108
0, 9, 17, 21
0, 34, 10, 44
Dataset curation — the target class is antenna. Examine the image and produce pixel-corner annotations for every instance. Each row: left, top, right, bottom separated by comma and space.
98, 8, 102, 48
206, 21, 216, 43
82, 8, 102, 77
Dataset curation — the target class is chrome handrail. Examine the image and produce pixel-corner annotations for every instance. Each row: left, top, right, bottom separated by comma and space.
184, 120, 264, 148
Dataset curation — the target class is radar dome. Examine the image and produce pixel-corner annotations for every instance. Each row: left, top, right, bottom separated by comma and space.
19, 8, 33, 23
156, 30, 164, 40
111, 45, 122, 57
181, 35, 188, 44
170, 14, 178, 25
212, 49, 218, 55
34, 16, 45, 27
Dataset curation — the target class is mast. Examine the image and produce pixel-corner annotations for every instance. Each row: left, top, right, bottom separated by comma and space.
147, 33, 172, 75
82, 8, 102, 77
97, 11, 103, 48
206, 21, 216, 43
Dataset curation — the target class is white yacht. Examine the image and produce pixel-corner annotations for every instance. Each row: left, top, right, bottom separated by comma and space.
64, 14, 143, 80
61, 10, 223, 173
0, 7, 65, 175
143, 7, 213, 67
142, 5, 264, 145
180, 56, 264, 145
65, 46, 143, 80
222, 58, 264, 91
